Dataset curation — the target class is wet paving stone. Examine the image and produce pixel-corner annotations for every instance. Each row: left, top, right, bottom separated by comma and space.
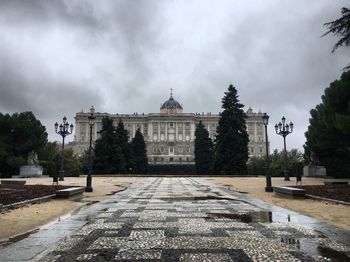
37, 178, 350, 262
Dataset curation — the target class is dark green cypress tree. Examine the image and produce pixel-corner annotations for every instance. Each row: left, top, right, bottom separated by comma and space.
304, 71, 350, 177
131, 128, 148, 174
115, 119, 135, 173
93, 117, 125, 174
194, 121, 214, 174
214, 84, 249, 175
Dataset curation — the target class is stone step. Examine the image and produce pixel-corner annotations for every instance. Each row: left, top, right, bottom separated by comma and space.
56, 187, 85, 198
274, 186, 305, 198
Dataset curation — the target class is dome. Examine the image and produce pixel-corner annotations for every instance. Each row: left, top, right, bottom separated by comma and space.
161, 94, 182, 109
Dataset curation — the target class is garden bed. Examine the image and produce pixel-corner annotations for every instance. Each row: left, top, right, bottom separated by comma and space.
0, 184, 71, 206
292, 185, 350, 203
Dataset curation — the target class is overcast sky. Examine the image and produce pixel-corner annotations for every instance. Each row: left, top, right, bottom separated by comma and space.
0, 0, 348, 151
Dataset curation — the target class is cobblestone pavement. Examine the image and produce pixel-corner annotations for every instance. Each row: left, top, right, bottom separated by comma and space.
37, 178, 350, 262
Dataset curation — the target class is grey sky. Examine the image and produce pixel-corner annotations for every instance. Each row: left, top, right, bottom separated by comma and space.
0, 0, 348, 151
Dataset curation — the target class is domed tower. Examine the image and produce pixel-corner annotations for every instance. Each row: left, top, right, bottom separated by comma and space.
160, 89, 183, 115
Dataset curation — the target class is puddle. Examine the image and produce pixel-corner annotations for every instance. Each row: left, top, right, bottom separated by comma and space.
158, 195, 238, 202
0, 229, 39, 246
281, 237, 349, 261
0, 213, 73, 246
318, 246, 350, 261
79, 200, 100, 206
106, 188, 127, 196
40, 213, 73, 229
207, 211, 273, 223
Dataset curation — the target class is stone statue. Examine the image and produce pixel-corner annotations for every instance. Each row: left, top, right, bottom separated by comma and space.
20, 151, 42, 178
27, 150, 38, 165
303, 151, 326, 178
310, 151, 320, 165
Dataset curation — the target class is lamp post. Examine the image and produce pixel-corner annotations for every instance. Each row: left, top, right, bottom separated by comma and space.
275, 116, 293, 181
262, 113, 273, 192
85, 106, 95, 192
55, 117, 74, 182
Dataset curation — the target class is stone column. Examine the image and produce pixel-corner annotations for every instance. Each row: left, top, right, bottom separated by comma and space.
175, 122, 178, 141
165, 122, 168, 141
158, 122, 160, 141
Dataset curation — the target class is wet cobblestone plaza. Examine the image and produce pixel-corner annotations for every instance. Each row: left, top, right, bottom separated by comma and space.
4, 178, 350, 261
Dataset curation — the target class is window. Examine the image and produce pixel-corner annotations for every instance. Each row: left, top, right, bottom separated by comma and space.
178, 147, 183, 153
187, 157, 190, 162
153, 157, 157, 162
259, 147, 263, 153
169, 157, 173, 162
153, 147, 157, 153
169, 122, 174, 127
186, 147, 190, 153
160, 147, 165, 153
80, 123, 86, 134
170, 147, 174, 153
81, 135, 85, 141
179, 157, 182, 162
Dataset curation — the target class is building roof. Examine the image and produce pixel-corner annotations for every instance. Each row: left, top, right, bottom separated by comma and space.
160, 92, 183, 110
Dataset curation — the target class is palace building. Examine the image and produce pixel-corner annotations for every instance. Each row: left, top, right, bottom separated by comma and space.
71, 92, 268, 164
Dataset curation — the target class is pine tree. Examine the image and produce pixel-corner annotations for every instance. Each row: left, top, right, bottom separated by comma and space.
304, 71, 350, 177
115, 119, 135, 173
93, 117, 125, 174
131, 128, 148, 174
322, 7, 350, 70
194, 121, 214, 174
214, 84, 249, 175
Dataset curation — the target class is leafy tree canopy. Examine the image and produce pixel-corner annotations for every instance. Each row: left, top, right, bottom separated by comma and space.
304, 71, 350, 177
0, 111, 47, 177
248, 149, 304, 177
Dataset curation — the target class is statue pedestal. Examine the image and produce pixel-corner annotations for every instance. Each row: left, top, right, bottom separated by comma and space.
19, 165, 43, 178
303, 165, 326, 177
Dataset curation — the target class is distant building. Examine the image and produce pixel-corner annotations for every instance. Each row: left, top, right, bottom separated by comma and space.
71, 92, 268, 164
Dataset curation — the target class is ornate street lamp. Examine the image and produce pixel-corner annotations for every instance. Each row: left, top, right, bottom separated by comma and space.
262, 113, 273, 192
85, 106, 95, 192
275, 116, 294, 181
54, 117, 74, 182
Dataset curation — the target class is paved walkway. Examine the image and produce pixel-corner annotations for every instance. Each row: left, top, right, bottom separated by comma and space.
1, 178, 350, 261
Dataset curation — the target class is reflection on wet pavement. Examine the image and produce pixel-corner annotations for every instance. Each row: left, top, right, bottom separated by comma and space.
2, 177, 350, 261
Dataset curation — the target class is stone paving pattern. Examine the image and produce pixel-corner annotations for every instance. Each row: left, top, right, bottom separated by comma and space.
38, 178, 350, 262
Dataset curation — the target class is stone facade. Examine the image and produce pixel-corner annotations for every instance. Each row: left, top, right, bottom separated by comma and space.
71, 94, 268, 164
